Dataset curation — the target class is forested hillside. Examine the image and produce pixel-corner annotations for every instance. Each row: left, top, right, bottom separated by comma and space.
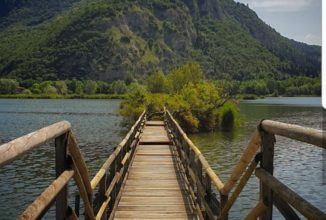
0, 0, 321, 81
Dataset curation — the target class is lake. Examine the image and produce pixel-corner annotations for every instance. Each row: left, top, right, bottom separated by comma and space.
0, 97, 325, 219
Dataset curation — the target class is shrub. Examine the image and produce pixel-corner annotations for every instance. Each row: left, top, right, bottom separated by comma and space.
0, 79, 18, 94
217, 101, 239, 131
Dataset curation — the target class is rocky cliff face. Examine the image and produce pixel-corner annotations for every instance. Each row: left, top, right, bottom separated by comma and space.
0, 0, 321, 81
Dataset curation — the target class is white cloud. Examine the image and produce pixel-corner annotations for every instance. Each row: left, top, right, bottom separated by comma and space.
240, 0, 313, 12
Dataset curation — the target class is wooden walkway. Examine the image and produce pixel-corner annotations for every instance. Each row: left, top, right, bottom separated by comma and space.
1, 110, 325, 220
113, 121, 199, 220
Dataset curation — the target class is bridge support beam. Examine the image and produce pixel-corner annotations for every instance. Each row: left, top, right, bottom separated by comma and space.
55, 133, 69, 220
259, 129, 275, 220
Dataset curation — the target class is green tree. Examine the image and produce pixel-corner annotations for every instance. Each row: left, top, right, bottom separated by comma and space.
145, 72, 170, 93
112, 80, 127, 94
83, 80, 98, 94
0, 79, 18, 94
43, 85, 57, 94
54, 81, 68, 95
168, 62, 204, 92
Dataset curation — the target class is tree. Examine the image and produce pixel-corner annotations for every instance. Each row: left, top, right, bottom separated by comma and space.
168, 62, 204, 92
83, 80, 98, 94
145, 72, 170, 93
54, 81, 68, 95
0, 79, 18, 94
43, 85, 57, 94
112, 80, 127, 94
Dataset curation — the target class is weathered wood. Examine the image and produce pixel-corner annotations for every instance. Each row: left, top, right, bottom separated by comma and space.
91, 111, 145, 190
166, 110, 224, 192
221, 129, 261, 195
66, 206, 79, 220
244, 201, 267, 220
0, 121, 71, 167
71, 162, 96, 220
55, 133, 69, 220
261, 120, 325, 148
255, 168, 326, 219
18, 170, 74, 220
219, 159, 258, 219
274, 195, 300, 220
68, 132, 92, 193
260, 131, 275, 220
113, 121, 199, 219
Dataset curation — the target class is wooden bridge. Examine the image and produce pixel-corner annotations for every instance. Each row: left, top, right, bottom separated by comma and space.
0, 110, 325, 220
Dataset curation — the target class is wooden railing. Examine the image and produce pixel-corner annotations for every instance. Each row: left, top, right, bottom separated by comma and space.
165, 110, 326, 220
0, 111, 146, 220
1, 109, 325, 220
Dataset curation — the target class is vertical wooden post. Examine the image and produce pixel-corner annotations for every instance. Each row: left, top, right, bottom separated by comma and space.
55, 132, 69, 220
220, 193, 228, 220
99, 174, 107, 220
74, 192, 80, 217
259, 129, 275, 220
204, 173, 211, 219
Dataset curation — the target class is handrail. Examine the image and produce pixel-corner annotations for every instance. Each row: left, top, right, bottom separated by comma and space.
165, 109, 326, 220
0, 111, 146, 220
0, 121, 71, 167
19, 170, 74, 219
90, 110, 145, 190
255, 168, 325, 219
165, 110, 224, 191
261, 119, 325, 148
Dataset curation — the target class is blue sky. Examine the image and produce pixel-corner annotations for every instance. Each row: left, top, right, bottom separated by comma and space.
235, 0, 321, 46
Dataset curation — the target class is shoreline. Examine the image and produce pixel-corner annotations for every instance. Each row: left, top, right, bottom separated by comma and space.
0, 94, 126, 99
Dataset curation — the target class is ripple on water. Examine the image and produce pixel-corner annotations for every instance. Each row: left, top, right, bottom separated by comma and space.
190, 101, 325, 219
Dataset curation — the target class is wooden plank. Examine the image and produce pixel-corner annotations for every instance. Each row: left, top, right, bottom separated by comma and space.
146, 121, 165, 126
113, 121, 198, 219
115, 211, 196, 218
117, 205, 192, 212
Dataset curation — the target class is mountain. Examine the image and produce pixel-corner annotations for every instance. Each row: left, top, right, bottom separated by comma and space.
0, 0, 321, 81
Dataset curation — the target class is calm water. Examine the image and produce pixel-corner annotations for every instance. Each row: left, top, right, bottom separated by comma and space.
0, 97, 325, 219
190, 97, 325, 219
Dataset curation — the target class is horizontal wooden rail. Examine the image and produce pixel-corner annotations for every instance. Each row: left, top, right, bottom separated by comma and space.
261, 120, 325, 148
18, 170, 74, 219
90, 111, 145, 190
255, 168, 326, 219
166, 110, 224, 191
0, 121, 71, 167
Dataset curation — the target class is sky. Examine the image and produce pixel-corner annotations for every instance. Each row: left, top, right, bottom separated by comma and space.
235, 0, 322, 46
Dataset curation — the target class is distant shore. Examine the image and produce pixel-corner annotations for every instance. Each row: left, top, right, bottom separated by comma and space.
0, 94, 126, 99
0, 93, 319, 100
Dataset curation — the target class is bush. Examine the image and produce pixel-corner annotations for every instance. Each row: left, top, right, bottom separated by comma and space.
0, 79, 18, 94
22, 89, 32, 95
218, 101, 239, 131
84, 80, 98, 94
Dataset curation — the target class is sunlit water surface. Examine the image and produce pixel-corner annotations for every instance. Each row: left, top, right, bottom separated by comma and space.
0, 97, 325, 219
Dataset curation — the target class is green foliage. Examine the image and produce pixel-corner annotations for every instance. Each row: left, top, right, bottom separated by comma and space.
168, 62, 204, 92
83, 80, 98, 94
217, 101, 240, 131
120, 82, 147, 124
120, 62, 239, 133
43, 85, 58, 94
145, 71, 170, 93
0, 78, 18, 94
54, 81, 68, 95
112, 80, 127, 94
0, 0, 320, 82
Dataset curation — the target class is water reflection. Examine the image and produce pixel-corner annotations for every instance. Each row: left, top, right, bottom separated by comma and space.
190, 98, 325, 219
0, 98, 324, 219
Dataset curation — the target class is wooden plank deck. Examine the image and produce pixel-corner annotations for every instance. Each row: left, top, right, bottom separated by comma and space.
114, 121, 199, 220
